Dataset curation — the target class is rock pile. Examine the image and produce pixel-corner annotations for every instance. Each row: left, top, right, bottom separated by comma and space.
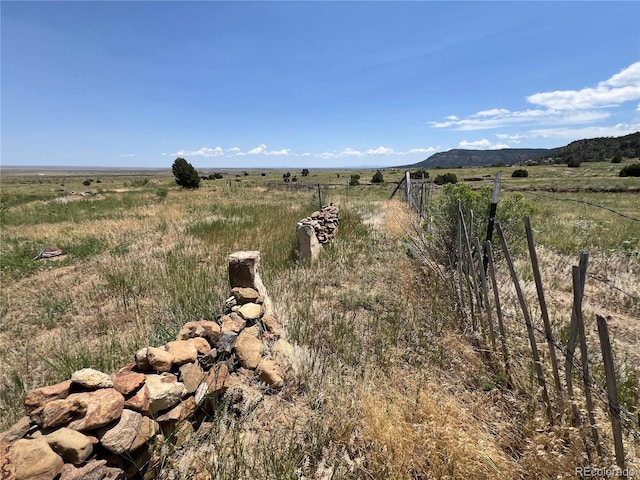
0, 251, 291, 480
296, 203, 340, 260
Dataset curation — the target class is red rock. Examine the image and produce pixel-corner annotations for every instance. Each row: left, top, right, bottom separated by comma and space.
124, 385, 151, 414
66, 389, 125, 431
110, 371, 146, 396
25, 380, 72, 415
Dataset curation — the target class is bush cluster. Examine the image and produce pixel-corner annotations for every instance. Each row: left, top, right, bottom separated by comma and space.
619, 163, 640, 177
172, 158, 200, 189
511, 169, 529, 178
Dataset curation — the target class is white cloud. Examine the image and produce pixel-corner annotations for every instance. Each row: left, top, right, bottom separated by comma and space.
365, 146, 395, 155
227, 147, 241, 152
459, 139, 509, 150
341, 148, 364, 157
265, 148, 291, 156
527, 122, 640, 140
527, 62, 640, 110
496, 133, 526, 142
431, 62, 639, 132
172, 147, 225, 157
405, 147, 436, 154
248, 144, 267, 155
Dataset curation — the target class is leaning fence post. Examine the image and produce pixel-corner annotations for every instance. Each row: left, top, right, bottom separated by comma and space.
566, 253, 589, 424
572, 266, 603, 457
456, 200, 467, 326
474, 236, 497, 352
497, 222, 553, 424
596, 314, 626, 472
459, 208, 482, 332
486, 240, 511, 383
525, 216, 563, 398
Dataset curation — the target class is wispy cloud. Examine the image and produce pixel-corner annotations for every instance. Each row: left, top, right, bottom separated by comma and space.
430, 62, 639, 132
458, 139, 509, 150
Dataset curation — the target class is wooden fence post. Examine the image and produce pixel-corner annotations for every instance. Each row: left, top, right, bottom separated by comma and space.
456, 200, 467, 327
486, 240, 511, 382
459, 208, 482, 332
525, 216, 563, 397
566, 252, 589, 424
596, 314, 626, 472
474, 236, 497, 352
497, 222, 553, 424
572, 266, 603, 457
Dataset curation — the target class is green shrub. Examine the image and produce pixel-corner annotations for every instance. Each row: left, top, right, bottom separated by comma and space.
619, 163, 640, 177
511, 169, 529, 178
433, 173, 458, 185
172, 157, 200, 189
425, 183, 535, 265
371, 170, 384, 183
410, 169, 429, 179
611, 156, 623, 164
349, 174, 360, 186
83, 180, 91, 186
567, 158, 581, 168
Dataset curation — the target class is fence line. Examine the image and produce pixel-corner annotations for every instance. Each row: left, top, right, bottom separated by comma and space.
450, 210, 635, 468
521, 191, 640, 222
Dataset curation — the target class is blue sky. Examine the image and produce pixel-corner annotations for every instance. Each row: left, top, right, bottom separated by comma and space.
2, 1, 639, 169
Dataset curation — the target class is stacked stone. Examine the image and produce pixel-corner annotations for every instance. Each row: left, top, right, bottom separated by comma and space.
0, 252, 291, 480
297, 203, 339, 245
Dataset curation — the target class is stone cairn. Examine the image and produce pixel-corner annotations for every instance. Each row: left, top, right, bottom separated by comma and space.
0, 251, 292, 480
296, 203, 340, 260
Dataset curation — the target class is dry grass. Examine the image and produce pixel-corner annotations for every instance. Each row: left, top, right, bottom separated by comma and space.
1, 170, 639, 478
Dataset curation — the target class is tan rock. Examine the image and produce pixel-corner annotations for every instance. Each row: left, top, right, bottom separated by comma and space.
134, 348, 152, 371
99, 409, 142, 454
25, 380, 72, 415
9, 438, 64, 480
110, 371, 146, 396
146, 347, 174, 372
228, 251, 273, 314
44, 427, 92, 464
261, 314, 282, 336
178, 361, 205, 394
0, 416, 33, 443
257, 359, 284, 389
129, 416, 159, 452
124, 385, 150, 413
238, 302, 263, 321
180, 320, 221, 344
66, 389, 125, 431
145, 373, 186, 414
194, 363, 230, 405
220, 313, 246, 333
231, 286, 260, 305
175, 327, 191, 341
71, 368, 113, 389
191, 337, 211, 355
164, 340, 197, 365
155, 396, 196, 423
243, 325, 262, 338
235, 331, 263, 369
59, 459, 125, 480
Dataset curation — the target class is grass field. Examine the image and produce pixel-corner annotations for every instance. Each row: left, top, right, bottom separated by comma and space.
0, 160, 638, 478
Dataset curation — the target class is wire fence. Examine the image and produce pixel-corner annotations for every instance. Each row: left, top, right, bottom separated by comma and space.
396, 170, 639, 471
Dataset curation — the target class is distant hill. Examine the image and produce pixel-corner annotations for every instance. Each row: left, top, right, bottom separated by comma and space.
553, 131, 640, 165
406, 148, 557, 169
405, 132, 639, 169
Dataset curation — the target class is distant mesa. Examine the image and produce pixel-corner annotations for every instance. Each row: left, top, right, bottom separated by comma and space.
402, 132, 639, 169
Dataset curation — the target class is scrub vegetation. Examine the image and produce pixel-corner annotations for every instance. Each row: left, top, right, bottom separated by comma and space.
0, 161, 638, 478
